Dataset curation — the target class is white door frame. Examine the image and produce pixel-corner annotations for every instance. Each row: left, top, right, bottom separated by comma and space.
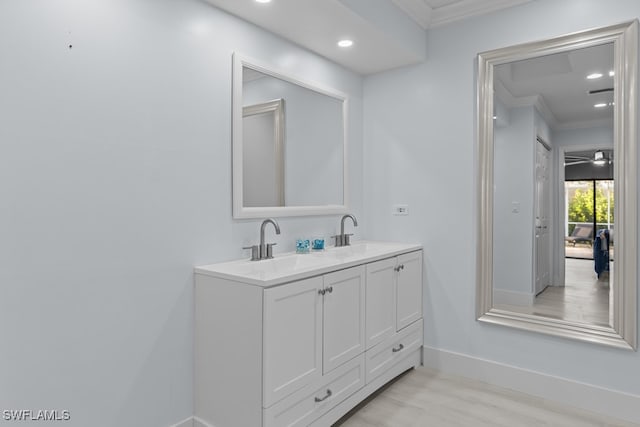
533, 136, 552, 295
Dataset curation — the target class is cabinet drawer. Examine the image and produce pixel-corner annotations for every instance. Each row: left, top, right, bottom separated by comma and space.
263, 354, 364, 427
365, 320, 422, 384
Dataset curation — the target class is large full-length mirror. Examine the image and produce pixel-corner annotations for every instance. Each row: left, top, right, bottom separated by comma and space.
477, 21, 638, 349
232, 53, 349, 218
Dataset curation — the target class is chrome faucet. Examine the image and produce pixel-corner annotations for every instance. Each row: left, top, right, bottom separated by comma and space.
333, 214, 358, 247
244, 218, 281, 261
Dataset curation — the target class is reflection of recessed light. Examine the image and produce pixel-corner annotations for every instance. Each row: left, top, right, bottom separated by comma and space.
594, 103, 608, 108
587, 72, 603, 79
337, 39, 353, 48
493, 116, 497, 120
609, 70, 615, 77
593, 151, 607, 166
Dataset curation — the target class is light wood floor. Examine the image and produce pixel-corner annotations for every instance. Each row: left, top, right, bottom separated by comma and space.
334, 367, 639, 427
495, 258, 611, 326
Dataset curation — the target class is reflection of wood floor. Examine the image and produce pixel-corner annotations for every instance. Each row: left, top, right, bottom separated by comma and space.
495, 258, 610, 327
335, 367, 638, 427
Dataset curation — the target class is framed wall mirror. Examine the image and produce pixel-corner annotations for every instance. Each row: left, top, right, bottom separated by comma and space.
232, 53, 349, 218
476, 21, 638, 349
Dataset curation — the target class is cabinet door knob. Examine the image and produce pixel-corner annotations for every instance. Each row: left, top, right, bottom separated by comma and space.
314, 389, 332, 402
318, 289, 326, 295
392, 343, 404, 353
326, 286, 333, 294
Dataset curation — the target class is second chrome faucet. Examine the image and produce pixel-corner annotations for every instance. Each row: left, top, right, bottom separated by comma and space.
244, 218, 281, 261
333, 214, 358, 247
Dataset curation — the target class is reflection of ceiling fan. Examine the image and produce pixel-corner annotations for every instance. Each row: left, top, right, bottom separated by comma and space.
565, 150, 611, 166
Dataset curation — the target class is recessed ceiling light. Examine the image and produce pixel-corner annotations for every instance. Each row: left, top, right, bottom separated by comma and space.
587, 72, 603, 79
255, 0, 271, 3
609, 70, 615, 77
594, 103, 608, 108
337, 39, 353, 48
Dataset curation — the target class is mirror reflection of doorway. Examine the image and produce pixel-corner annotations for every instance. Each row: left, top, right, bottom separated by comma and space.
526, 150, 613, 327
558, 149, 613, 326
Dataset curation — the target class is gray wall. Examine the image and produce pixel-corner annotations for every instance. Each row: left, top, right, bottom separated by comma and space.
363, 0, 640, 399
0, 1, 363, 426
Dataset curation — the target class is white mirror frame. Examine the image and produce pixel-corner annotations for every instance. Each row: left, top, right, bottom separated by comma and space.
476, 21, 638, 350
232, 52, 349, 219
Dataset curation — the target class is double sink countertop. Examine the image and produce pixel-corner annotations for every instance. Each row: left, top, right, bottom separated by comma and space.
195, 240, 422, 287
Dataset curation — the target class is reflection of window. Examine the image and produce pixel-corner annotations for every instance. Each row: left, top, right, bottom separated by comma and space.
565, 180, 614, 259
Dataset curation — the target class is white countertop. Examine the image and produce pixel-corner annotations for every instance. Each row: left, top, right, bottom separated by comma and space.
195, 240, 422, 287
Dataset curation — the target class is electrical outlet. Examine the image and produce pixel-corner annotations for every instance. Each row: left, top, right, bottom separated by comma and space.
392, 204, 409, 216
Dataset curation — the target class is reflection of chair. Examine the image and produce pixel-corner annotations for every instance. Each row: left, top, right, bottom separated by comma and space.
594, 229, 610, 278
565, 224, 593, 246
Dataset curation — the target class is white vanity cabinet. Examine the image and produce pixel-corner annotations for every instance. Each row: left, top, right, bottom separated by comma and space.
321, 266, 366, 374
364, 251, 423, 384
365, 251, 423, 348
263, 276, 324, 407
195, 242, 423, 427
263, 266, 365, 407
396, 251, 423, 330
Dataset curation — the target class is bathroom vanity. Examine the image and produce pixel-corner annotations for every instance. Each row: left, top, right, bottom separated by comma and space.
194, 241, 423, 427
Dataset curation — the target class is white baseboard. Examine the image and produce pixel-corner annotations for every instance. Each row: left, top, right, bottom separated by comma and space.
168, 416, 194, 427
423, 346, 640, 424
493, 288, 533, 306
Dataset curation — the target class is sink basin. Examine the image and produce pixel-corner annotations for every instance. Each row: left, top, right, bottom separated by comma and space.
233, 253, 324, 276
195, 240, 422, 286
311, 242, 401, 260
196, 252, 328, 284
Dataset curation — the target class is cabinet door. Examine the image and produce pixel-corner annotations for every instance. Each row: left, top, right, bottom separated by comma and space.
264, 276, 323, 407
396, 251, 423, 331
322, 266, 365, 374
365, 257, 396, 350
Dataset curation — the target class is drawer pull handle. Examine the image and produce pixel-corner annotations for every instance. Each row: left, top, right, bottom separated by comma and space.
314, 389, 332, 402
319, 287, 333, 296
392, 343, 404, 353
394, 265, 405, 272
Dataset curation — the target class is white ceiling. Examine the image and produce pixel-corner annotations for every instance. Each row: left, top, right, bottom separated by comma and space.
204, 0, 533, 74
495, 43, 615, 129
392, 0, 533, 29
206, 0, 607, 129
